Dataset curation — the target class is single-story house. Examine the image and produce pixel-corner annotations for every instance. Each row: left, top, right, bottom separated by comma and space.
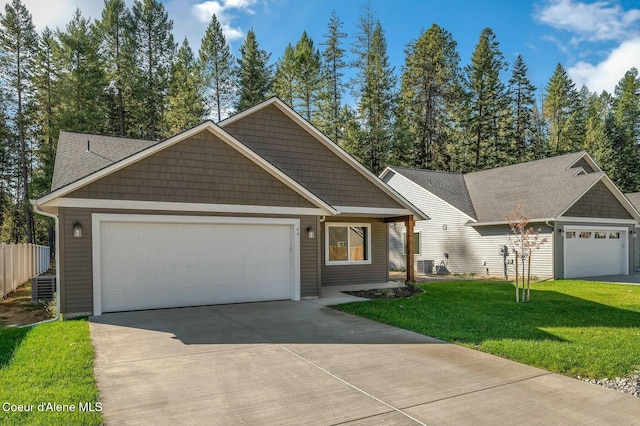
624, 192, 640, 272
381, 152, 640, 279
33, 97, 425, 317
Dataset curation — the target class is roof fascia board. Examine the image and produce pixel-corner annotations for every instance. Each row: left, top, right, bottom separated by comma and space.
221, 98, 427, 221
333, 206, 417, 217
556, 216, 637, 224
36, 122, 337, 215
467, 218, 556, 227
40, 198, 331, 216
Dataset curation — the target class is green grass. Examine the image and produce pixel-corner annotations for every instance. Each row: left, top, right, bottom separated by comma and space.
335, 280, 640, 379
0, 320, 103, 425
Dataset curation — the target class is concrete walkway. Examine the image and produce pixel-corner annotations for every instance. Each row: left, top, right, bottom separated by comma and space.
580, 273, 640, 284
90, 300, 640, 425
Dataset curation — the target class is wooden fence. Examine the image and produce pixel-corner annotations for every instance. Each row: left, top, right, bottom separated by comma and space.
0, 243, 51, 298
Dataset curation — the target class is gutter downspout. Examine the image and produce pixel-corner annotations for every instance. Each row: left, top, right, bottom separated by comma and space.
21, 202, 61, 327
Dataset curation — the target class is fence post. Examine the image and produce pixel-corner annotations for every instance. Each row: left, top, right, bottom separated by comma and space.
1, 243, 5, 298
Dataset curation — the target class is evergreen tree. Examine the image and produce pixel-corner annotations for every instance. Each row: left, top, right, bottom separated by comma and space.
318, 10, 347, 143
528, 102, 549, 160
131, 0, 175, 140
389, 101, 413, 167
508, 54, 536, 161
362, 22, 396, 174
293, 31, 321, 122
399, 23, 460, 170
56, 9, 107, 134
350, 4, 396, 174
340, 104, 365, 163
236, 29, 272, 111
584, 91, 614, 176
608, 68, 640, 192
542, 63, 580, 155
165, 39, 206, 135
461, 28, 509, 171
0, 0, 38, 243
96, 0, 136, 136
0, 86, 12, 238
198, 13, 236, 122
272, 43, 296, 106
31, 26, 61, 197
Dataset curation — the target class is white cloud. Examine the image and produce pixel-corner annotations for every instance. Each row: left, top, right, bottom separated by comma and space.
535, 0, 640, 43
0, 0, 104, 30
568, 36, 640, 93
191, 0, 258, 41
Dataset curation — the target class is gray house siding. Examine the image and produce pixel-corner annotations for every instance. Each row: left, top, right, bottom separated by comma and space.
59, 207, 94, 315
321, 217, 389, 286
385, 170, 554, 278
223, 105, 401, 209
553, 220, 635, 279
57, 207, 320, 315
563, 181, 632, 219
67, 129, 314, 208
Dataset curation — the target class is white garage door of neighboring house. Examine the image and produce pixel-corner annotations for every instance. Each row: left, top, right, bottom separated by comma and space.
564, 226, 628, 278
92, 215, 300, 315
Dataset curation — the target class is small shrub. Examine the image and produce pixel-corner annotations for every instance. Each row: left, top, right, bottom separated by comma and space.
41, 293, 57, 317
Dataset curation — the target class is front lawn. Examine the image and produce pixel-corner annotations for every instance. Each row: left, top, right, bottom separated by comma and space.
0, 320, 103, 425
335, 280, 640, 379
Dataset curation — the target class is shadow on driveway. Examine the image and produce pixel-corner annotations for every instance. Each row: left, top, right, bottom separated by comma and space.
90, 300, 443, 346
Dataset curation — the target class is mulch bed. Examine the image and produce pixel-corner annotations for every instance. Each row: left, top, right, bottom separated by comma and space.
343, 285, 423, 299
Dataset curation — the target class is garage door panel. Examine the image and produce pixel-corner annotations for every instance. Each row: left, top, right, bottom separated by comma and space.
98, 219, 296, 313
564, 227, 627, 278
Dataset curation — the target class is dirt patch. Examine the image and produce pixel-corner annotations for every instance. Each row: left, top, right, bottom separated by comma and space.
343, 285, 423, 299
0, 282, 52, 328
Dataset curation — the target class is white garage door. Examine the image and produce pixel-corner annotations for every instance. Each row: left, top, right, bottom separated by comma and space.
93, 215, 299, 314
564, 227, 627, 278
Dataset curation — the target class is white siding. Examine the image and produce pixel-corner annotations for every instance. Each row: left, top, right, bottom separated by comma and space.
384, 171, 554, 278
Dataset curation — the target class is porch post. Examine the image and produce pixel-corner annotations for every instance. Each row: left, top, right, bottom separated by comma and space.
405, 216, 415, 283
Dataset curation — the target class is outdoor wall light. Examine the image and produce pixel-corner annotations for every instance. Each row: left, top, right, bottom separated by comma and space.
306, 226, 316, 239
557, 227, 563, 234
73, 222, 83, 238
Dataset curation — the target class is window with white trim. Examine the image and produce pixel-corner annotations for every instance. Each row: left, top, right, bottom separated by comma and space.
402, 231, 421, 255
325, 223, 371, 265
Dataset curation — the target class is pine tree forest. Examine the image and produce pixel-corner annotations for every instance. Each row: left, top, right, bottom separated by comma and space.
1, 0, 640, 245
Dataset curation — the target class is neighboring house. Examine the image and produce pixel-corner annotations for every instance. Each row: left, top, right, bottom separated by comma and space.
381, 152, 640, 279
33, 97, 425, 317
624, 192, 640, 272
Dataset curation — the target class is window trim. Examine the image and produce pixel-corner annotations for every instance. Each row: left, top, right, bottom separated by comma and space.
402, 230, 422, 255
325, 222, 372, 266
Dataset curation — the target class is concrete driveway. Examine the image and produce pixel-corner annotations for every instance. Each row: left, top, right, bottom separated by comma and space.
90, 301, 640, 425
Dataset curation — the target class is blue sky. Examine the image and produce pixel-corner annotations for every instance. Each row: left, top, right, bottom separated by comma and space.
7, 0, 640, 96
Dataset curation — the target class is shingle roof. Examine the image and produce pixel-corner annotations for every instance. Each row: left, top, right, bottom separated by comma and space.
625, 192, 640, 212
389, 151, 610, 223
51, 131, 158, 191
388, 167, 476, 218
464, 152, 603, 222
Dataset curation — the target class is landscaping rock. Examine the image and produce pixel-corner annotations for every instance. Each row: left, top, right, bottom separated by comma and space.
586, 372, 640, 397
